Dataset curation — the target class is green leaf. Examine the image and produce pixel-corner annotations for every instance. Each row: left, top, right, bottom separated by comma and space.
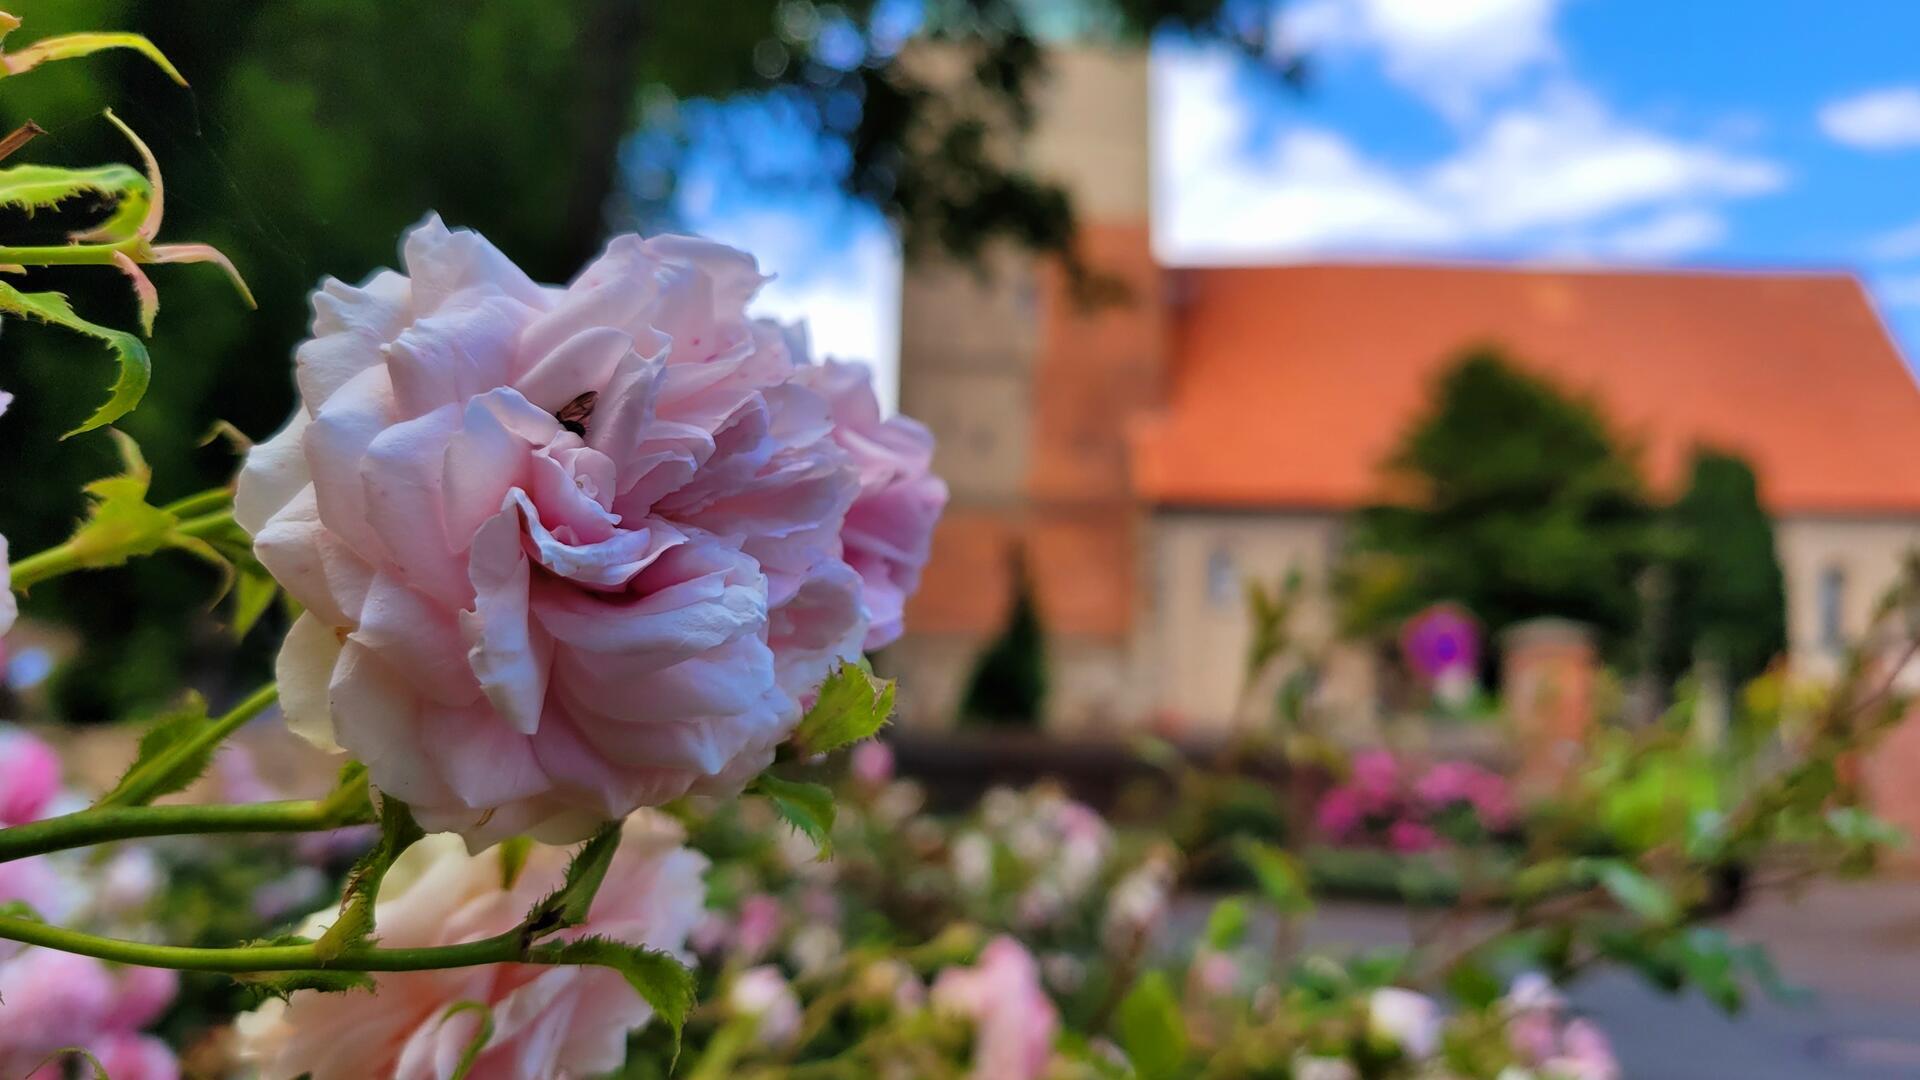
530, 936, 694, 1064
499, 836, 534, 890
1234, 838, 1314, 916
793, 660, 896, 755
1202, 897, 1248, 950
1, 30, 187, 83
65, 430, 190, 568
316, 796, 423, 959
523, 822, 623, 936
438, 1000, 496, 1080
1115, 972, 1188, 1080
751, 774, 836, 858
1585, 859, 1678, 925
0, 280, 149, 433
0, 162, 149, 225
96, 692, 217, 807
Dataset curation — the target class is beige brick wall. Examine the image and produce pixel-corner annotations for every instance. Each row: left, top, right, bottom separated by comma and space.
1775, 515, 1920, 679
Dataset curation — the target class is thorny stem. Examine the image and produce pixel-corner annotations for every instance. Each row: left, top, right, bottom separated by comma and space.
0, 778, 371, 864
0, 916, 534, 974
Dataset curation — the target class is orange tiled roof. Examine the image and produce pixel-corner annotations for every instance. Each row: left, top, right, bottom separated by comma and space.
1133, 263, 1920, 513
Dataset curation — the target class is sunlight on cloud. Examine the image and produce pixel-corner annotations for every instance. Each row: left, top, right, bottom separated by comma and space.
1282, 0, 1561, 119
1820, 87, 1920, 150
1153, 49, 1780, 264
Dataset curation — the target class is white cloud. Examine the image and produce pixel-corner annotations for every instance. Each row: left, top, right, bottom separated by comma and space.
1596, 209, 1727, 260
681, 200, 904, 411
1819, 87, 1920, 149
1283, 0, 1561, 118
1154, 51, 1782, 264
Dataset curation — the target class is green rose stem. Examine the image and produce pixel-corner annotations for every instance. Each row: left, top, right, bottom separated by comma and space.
0, 789, 373, 864
0, 916, 543, 974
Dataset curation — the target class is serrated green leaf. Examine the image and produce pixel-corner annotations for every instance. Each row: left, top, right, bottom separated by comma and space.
96, 692, 216, 807
1115, 972, 1187, 1080
64, 429, 181, 568
523, 822, 623, 936
0, 162, 149, 226
316, 795, 423, 958
529, 936, 693, 1064
0, 280, 149, 433
1234, 838, 1314, 916
794, 660, 896, 756
438, 1000, 496, 1080
751, 774, 836, 858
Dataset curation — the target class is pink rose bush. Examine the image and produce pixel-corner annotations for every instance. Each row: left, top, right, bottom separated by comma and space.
0, 727, 178, 1079
236, 217, 945, 845
1315, 749, 1517, 850
233, 811, 706, 1080
931, 936, 1060, 1080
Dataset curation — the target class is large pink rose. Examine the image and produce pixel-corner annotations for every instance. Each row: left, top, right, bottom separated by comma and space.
931, 936, 1060, 1080
796, 359, 946, 649
239, 217, 937, 845
233, 812, 707, 1080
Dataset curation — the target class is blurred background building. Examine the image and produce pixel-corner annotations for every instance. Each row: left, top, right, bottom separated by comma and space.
888, 48, 1920, 735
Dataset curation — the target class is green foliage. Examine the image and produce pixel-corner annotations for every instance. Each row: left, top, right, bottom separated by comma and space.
438, 1000, 497, 1080
1115, 972, 1187, 1080
315, 795, 422, 959
0, 280, 149, 432
95, 690, 217, 807
527, 937, 694, 1061
750, 773, 837, 858
793, 661, 896, 755
960, 556, 1047, 726
1234, 837, 1313, 916
524, 822, 625, 934
0, 161, 147, 218
1661, 449, 1787, 684
1339, 350, 1659, 656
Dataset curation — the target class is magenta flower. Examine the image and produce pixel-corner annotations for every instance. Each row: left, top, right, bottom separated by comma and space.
1387, 819, 1440, 854
1399, 602, 1480, 684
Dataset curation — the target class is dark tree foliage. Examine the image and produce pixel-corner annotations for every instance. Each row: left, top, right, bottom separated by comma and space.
0, 0, 1297, 718
961, 552, 1047, 727
1339, 350, 1661, 659
1661, 449, 1787, 685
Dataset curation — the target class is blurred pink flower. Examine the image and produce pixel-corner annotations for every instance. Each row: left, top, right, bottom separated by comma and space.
1314, 784, 1366, 839
237, 218, 940, 846
1368, 987, 1441, 1060
932, 936, 1060, 1080
1387, 819, 1439, 854
733, 892, 785, 963
849, 739, 895, 789
0, 726, 62, 827
235, 812, 706, 1080
1350, 749, 1401, 816
798, 359, 947, 649
728, 965, 802, 1048
1413, 761, 1516, 832
0, 949, 178, 1080
1550, 1018, 1622, 1080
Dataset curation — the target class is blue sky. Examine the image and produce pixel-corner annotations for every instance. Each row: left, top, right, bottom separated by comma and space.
667, 0, 1920, 403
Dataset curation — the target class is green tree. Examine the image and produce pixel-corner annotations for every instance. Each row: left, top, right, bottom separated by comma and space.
1339, 350, 1659, 659
961, 552, 1047, 727
1661, 449, 1787, 685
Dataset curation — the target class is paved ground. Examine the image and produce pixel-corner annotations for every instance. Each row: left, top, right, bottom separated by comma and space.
1185, 879, 1920, 1078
